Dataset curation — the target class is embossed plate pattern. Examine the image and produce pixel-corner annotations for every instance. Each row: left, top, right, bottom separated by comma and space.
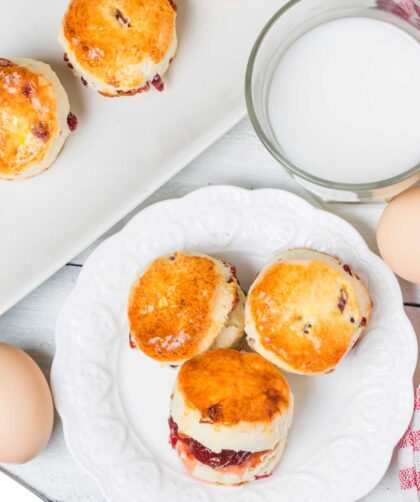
51, 186, 417, 502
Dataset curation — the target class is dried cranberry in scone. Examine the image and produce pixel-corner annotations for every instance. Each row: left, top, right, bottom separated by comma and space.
151, 74, 164, 92
67, 112, 78, 131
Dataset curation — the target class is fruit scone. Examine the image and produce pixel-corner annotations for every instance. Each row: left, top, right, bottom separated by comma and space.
0, 58, 76, 180
128, 252, 246, 365
60, 0, 177, 96
169, 349, 293, 485
245, 248, 372, 375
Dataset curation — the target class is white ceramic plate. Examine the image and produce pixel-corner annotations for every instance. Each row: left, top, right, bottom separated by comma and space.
0, 0, 285, 315
51, 186, 417, 502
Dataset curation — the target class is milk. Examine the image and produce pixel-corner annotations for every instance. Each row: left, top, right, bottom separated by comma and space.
269, 17, 420, 184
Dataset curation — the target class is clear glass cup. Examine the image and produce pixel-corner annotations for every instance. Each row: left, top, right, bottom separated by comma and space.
245, 0, 420, 202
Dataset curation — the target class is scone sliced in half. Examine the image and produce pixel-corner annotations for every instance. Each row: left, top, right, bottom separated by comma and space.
128, 252, 245, 365
59, 0, 177, 96
245, 248, 372, 375
169, 348, 293, 485
0, 58, 75, 180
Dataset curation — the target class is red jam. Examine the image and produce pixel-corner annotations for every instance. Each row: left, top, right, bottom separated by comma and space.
168, 416, 252, 468
169, 416, 179, 448
67, 112, 78, 132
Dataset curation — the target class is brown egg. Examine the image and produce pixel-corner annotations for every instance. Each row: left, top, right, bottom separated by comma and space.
0, 344, 54, 464
377, 186, 420, 285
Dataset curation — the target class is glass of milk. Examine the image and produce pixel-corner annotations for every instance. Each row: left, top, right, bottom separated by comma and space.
246, 0, 420, 202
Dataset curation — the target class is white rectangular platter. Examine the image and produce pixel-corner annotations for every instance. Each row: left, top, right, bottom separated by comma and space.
0, 0, 284, 315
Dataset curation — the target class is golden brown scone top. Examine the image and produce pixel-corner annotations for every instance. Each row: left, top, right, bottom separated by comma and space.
128, 252, 230, 362
0, 59, 58, 177
249, 260, 363, 373
178, 349, 291, 426
62, 0, 176, 89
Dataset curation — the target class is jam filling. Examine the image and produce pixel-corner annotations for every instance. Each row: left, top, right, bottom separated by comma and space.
169, 416, 252, 468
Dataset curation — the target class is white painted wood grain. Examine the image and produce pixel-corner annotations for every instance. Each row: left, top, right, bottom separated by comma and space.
0, 117, 418, 502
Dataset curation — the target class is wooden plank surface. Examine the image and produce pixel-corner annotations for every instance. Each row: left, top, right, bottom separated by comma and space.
0, 117, 418, 501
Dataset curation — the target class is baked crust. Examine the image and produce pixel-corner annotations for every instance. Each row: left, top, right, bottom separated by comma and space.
177, 349, 291, 426
61, 0, 176, 91
246, 249, 372, 374
128, 252, 238, 363
0, 59, 59, 178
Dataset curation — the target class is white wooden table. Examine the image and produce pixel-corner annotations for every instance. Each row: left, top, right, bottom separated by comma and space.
0, 117, 419, 502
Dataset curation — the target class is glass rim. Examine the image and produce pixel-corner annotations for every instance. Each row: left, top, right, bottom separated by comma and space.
245, 0, 420, 192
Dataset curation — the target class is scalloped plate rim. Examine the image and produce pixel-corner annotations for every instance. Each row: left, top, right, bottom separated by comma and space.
51, 185, 417, 502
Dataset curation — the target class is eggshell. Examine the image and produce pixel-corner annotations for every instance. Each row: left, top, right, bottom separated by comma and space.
377, 186, 420, 285
0, 344, 54, 464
